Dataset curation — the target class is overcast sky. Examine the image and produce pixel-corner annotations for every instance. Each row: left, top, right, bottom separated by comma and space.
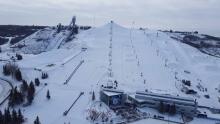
0, 0, 219, 36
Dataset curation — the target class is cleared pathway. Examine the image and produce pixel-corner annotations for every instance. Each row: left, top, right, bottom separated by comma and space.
0, 77, 13, 105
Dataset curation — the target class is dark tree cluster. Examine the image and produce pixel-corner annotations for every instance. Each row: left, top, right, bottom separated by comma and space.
26, 81, 35, 104
20, 80, 28, 95
158, 101, 176, 115
8, 87, 24, 107
16, 53, 23, 60
0, 108, 24, 124
3, 63, 22, 81
34, 116, 40, 124
34, 78, 40, 86
41, 72, 48, 79
0, 37, 8, 45
3, 63, 18, 76
182, 80, 191, 87
0, 25, 46, 37
10, 37, 26, 45
203, 34, 220, 41
15, 69, 22, 81
0, 25, 46, 45
9, 81, 36, 107
56, 23, 62, 33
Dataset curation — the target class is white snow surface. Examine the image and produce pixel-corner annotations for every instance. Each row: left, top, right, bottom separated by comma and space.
11, 28, 70, 54
0, 22, 220, 124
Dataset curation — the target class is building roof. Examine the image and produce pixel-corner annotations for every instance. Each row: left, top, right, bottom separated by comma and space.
135, 91, 197, 107
101, 88, 124, 97
103, 91, 122, 96
136, 91, 194, 102
129, 94, 146, 102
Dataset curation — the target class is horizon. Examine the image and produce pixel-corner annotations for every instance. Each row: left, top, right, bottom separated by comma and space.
0, 0, 219, 37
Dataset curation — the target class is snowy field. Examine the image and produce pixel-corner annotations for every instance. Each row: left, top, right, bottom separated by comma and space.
0, 22, 220, 124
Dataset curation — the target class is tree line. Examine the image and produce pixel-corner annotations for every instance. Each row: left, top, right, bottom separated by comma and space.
3, 63, 22, 81
8, 80, 35, 107
0, 108, 24, 124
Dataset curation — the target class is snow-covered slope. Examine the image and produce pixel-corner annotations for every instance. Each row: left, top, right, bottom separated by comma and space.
11, 27, 71, 54
167, 32, 220, 57
0, 22, 220, 124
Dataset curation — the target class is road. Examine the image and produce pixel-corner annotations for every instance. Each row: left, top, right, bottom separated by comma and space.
0, 77, 13, 105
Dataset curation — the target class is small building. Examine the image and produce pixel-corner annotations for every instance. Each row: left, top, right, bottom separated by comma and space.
128, 91, 198, 117
100, 88, 126, 109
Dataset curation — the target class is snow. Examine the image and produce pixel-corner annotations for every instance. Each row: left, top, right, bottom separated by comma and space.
103, 91, 121, 96
0, 22, 220, 124
11, 28, 70, 54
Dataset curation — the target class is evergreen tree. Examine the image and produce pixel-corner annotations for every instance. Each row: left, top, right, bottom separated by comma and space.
34, 78, 40, 86
12, 109, 18, 124
18, 109, 24, 123
27, 82, 35, 104
8, 87, 24, 107
21, 80, 28, 94
29, 81, 35, 93
4, 108, 12, 124
0, 111, 3, 124
16, 53, 23, 60
27, 88, 34, 104
92, 91, 95, 101
34, 116, 40, 124
13, 87, 19, 104
46, 90, 50, 100
15, 69, 22, 81
41, 72, 48, 79
17, 90, 24, 105
57, 23, 62, 33
3, 65, 10, 76
0, 108, 25, 124
8, 89, 15, 107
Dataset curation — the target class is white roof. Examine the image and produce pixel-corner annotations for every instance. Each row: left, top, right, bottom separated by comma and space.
103, 90, 122, 96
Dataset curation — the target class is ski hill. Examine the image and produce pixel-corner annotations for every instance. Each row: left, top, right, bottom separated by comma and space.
10, 27, 70, 54
0, 22, 220, 124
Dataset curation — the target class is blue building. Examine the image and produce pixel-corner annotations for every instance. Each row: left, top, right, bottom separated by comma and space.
100, 88, 126, 109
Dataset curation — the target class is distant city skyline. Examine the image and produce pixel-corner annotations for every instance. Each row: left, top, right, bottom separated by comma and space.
0, 0, 219, 36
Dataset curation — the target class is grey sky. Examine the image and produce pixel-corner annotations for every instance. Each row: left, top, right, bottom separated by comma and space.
0, 0, 219, 36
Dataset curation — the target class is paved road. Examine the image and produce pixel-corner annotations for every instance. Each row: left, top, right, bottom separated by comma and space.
0, 77, 13, 105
